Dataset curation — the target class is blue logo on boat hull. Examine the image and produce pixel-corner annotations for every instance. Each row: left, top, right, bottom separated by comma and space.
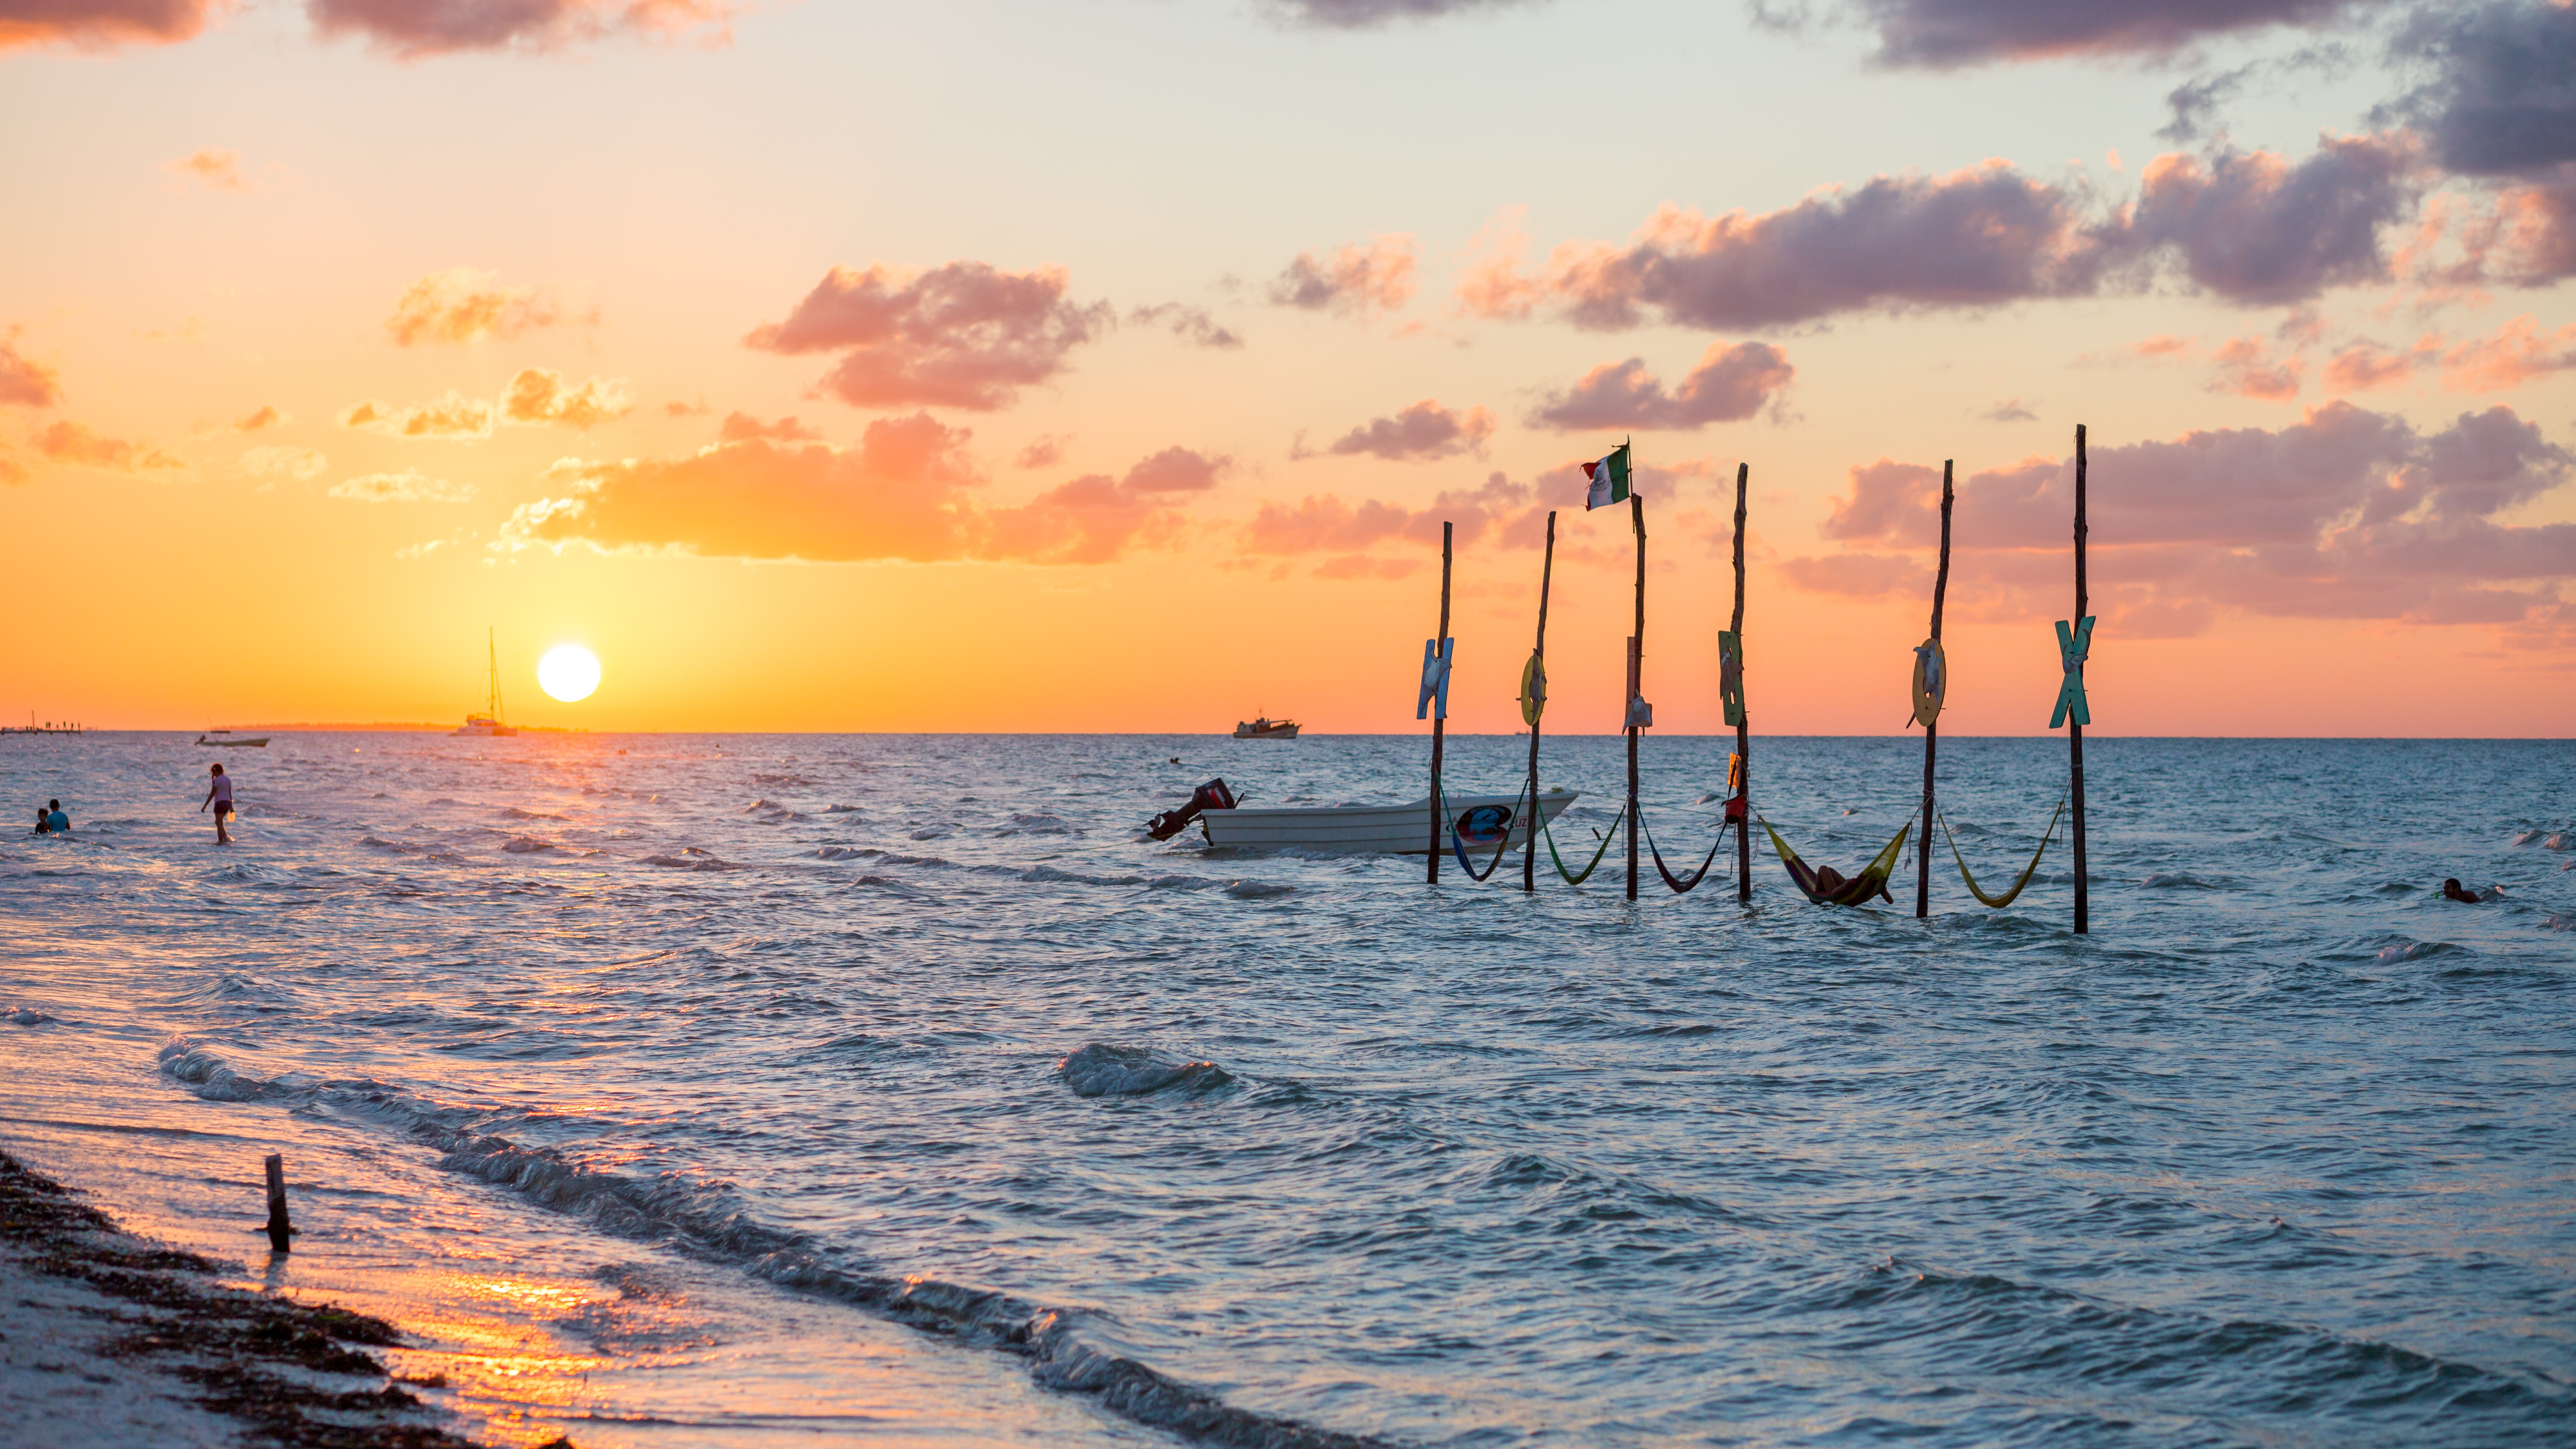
1455, 805, 1514, 844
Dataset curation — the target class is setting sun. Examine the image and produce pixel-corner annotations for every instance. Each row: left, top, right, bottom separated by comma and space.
536, 645, 601, 703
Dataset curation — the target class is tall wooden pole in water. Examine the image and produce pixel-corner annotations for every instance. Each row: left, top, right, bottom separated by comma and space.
1523, 512, 1558, 894
1426, 521, 1453, 883
1731, 464, 1753, 903
2071, 427, 2090, 934
1916, 461, 1955, 920
1627, 488, 1646, 902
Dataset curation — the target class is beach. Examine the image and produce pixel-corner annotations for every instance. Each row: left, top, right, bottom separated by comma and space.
3, 729, 2572, 1447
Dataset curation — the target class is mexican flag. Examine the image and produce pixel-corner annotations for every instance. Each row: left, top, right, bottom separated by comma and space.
1582, 443, 1632, 510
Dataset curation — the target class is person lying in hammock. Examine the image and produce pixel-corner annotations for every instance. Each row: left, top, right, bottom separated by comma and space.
1811, 864, 1894, 906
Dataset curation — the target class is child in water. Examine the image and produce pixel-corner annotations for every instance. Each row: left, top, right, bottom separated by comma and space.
202, 764, 234, 845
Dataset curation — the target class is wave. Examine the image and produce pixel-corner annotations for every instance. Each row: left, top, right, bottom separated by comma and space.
1004, 813, 1076, 835
1059, 1044, 1235, 1098
155, 1039, 1386, 1449
1021, 865, 1144, 887
2374, 937, 2466, 965
752, 773, 814, 787
501, 806, 568, 821
1226, 879, 1295, 899
641, 849, 745, 872
823, 804, 863, 814
2139, 873, 2227, 890
358, 835, 425, 854
814, 845, 868, 860
5, 1006, 54, 1025
2511, 829, 2573, 850
502, 835, 559, 854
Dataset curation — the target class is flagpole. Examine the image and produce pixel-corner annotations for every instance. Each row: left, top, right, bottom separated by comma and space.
1626, 440, 1643, 903
1523, 511, 1557, 894
1427, 519, 1453, 883
1731, 462, 1753, 903
1915, 460, 1954, 920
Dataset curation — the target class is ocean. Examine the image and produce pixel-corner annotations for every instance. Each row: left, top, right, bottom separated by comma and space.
1, 731, 2569, 1448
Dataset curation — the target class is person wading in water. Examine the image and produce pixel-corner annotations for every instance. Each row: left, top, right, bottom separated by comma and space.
202, 763, 235, 845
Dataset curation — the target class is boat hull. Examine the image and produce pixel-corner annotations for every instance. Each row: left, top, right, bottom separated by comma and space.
1198, 789, 1578, 854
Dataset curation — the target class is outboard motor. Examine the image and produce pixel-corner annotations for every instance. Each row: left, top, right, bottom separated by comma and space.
1145, 778, 1237, 841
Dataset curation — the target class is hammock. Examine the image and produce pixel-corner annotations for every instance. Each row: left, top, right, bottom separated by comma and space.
1758, 816, 1912, 906
1442, 780, 1529, 882
1937, 791, 2068, 908
1638, 808, 1732, 893
1540, 805, 1628, 885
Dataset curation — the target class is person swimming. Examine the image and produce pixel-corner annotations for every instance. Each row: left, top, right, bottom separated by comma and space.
2442, 878, 2487, 903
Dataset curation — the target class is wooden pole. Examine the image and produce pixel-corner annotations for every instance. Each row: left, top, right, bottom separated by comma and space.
1627, 486, 1645, 902
263, 1153, 292, 1254
1523, 511, 1557, 894
1916, 460, 1954, 919
1730, 464, 1752, 902
2071, 426, 2090, 935
1427, 521, 1453, 882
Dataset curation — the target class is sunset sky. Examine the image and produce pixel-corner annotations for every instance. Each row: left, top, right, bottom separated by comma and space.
4, 0, 2573, 735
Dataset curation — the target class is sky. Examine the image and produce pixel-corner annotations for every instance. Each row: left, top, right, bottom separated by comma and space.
3, 0, 2573, 735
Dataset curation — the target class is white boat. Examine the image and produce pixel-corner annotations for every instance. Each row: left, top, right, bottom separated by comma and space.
1233, 715, 1299, 740
453, 628, 519, 738
195, 731, 270, 747
1198, 789, 1579, 854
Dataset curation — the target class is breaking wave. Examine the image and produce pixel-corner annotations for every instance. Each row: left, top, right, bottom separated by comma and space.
1059, 1044, 1236, 1098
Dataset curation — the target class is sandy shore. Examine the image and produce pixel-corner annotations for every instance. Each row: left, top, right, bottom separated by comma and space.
0, 1150, 546, 1449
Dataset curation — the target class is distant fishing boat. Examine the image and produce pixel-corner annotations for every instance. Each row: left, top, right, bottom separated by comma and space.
453, 627, 519, 737
1233, 715, 1299, 740
1145, 776, 1580, 853
195, 730, 269, 747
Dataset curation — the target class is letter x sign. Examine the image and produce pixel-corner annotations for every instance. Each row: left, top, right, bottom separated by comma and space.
2050, 616, 2095, 729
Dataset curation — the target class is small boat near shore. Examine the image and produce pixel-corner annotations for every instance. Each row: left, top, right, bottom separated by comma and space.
1233, 715, 1299, 740
1146, 777, 1579, 853
195, 731, 270, 747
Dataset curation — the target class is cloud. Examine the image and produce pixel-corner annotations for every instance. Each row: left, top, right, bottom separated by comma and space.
718, 411, 819, 443
1462, 139, 2421, 333
240, 444, 328, 480
1305, 399, 1498, 461
1260, 0, 1538, 27
501, 367, 632, 428
1785, 403, 2576, 640
2385, 1, 2576, 178
1129, 302, 1244, 350
506, 419, 1207, 565
2322, 339, 2429, 392
1854, 0, 2377, 68
1268, 235, 1418, 320
0, 336, 61, 407
330, 469, 473, 503
744, 262, 1110, 411
2207, 336, 2305, 399
166, 146, 244, 191
1313, 554, 1426, 580
34, 421, 186, 473
308, 0, 735, 56
1777, 551, 1934, 599
1015, 434, 1068, 469
1981, 398, 2038, 422
235, 404, 283, 431
1529, 342, 1793, 431
2440, 315, 2576, 392
1241, 470, 1545, 556
663, 398, 710, 417
340, 392, 496, 440
0, 0, 216, 51
2125, 134, 2421, 305
386, 268, 568, 347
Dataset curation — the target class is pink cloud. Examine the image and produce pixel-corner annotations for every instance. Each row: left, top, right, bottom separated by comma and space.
1776, 551, 1934, 600
745, 262, 1109, 411
2440, 315, 2576, 393
166, 146, 245, 191
0, 0, 215, 51
1241, 471, 1544, 556
2322, 340, 2428, 393
718, 412, 820, 443
1529, 341, 1792, 431
2126, 135, 2421, 305
1268, 235, 1418, 320
34, 421, 186, 473
508, 421, 1207, 565
2207, 337, 2305, 400
1313, 554, 1425, 581
386, 269, 568, 347
1784, 403, 2576, 641
1119, 445, 1229, 493
1309, 399, 1497, 461
308, 0, 734, 56
235, 403, 283, 431
340, 392, 496, 440
1857, 0, 2366, 67
1014, 435, 1068, 469
0, 336, 61, 408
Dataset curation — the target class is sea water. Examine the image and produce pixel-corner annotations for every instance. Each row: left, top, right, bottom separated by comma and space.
0, 732, 2569, 1448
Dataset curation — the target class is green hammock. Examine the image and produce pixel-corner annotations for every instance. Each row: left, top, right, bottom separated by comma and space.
1758, 816, 1912, 906
1936, 791, 2067, 908
1540, 805, 1628, 886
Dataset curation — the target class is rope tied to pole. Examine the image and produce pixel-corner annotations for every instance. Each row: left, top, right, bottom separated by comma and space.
1937, 790, 2069, 908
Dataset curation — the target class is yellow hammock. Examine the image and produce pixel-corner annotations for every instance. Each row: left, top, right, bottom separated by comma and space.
1758, 817, 1912, 907
1936, 791, 2069, 908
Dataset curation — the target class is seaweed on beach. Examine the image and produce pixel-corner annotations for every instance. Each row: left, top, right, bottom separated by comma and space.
0, 1149, 555, 1449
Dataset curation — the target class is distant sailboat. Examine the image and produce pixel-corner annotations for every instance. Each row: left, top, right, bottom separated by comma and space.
453, 628, 518, 737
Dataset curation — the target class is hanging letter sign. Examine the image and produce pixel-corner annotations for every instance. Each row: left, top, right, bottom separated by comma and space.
1717, 631, 1746, 727
1519, 651, 1548, 725
1624, 636, 1653, 729
2050, 616, 2096, 728
1910, 638, 1947, 728
1417, 637, 1454, 720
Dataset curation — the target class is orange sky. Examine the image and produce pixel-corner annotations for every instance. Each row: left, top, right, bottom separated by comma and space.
4, 1, 2573, 735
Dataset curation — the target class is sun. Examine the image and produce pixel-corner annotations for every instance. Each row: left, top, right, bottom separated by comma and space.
536, 644, 602, 703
